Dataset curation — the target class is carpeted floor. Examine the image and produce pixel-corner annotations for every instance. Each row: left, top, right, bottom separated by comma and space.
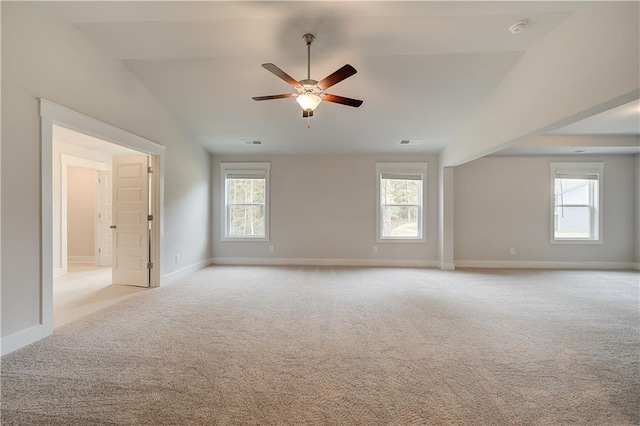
1, 266, 639, 425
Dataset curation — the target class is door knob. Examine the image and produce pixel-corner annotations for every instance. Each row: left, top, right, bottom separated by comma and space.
110, 225, 117, 229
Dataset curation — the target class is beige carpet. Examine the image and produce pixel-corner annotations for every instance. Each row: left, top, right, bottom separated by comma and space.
2, 266, 639, 425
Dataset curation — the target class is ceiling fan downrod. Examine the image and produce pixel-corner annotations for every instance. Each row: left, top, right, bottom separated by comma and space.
303, 33, 315, 81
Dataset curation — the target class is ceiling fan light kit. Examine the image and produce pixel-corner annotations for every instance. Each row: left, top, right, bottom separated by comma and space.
252, 33, 363, 125
296, 93, 322, 111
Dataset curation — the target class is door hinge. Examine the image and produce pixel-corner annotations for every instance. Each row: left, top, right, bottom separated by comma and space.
148, 214, 154, 221
148, 166, 154, 173
98, 213, 101, 219
147, 262, 153, 269
99, 248, 102, 253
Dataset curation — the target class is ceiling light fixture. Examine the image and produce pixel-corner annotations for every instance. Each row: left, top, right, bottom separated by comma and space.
296, 93, 322, 112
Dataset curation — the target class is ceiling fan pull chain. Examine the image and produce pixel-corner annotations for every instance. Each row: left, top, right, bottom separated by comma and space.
307, 116, 311, 129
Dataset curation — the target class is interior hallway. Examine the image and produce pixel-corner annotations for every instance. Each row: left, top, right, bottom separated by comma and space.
54, 263, 147, 328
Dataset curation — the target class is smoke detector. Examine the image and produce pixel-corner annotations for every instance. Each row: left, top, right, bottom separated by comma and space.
242, 139, 262, 145
509, 21, 527, 34
400, 139, 421, 146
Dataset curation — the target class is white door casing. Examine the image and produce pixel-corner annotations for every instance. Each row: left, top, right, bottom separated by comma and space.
38, 99, 164, 346
112, 155, 150, 287
98, 170, 113, 267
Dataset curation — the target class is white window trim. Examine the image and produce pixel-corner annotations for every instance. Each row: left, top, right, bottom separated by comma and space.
221, 162, 270, 242
550, 162, 604, 245
375, 162, 428, 243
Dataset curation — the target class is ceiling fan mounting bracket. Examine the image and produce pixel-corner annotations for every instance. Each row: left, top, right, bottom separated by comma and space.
299, 79, 319, 88
302, 33, 315, 45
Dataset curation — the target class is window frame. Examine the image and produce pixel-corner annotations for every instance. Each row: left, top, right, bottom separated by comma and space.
221, 162, 270, 242
549, 162, 604, 245
375, 162, 428, 243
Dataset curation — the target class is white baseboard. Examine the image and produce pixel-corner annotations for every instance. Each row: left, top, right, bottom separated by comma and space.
53, 267, 64, 278
455, 260, 638, 270
1, 325, 44, 356
211, 257, 438, 268
439, 262, 456, 271
162, 258, 212, 285
68, 256, 95, 264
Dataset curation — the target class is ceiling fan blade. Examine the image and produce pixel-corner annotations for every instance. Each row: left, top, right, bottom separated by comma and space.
252, 94, 295, 101
323, 94, 363, 108
317, 64, 357, 90
302, 110, 314, 118
262, 63, 302, 88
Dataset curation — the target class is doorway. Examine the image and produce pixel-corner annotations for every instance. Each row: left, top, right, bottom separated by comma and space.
40, 99, 165, 337
52, 129, 154, 327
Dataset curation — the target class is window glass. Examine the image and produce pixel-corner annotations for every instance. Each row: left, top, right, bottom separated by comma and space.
222, 163, 269, 241
550, 162, 602, 243
553, 178, 595, 240
376, 164, 426, 241
381, 178, 421, 238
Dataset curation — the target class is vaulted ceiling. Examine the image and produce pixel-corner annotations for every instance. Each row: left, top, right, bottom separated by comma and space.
38, 2, 637, 156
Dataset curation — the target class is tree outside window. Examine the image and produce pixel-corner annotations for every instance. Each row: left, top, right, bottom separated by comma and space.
222, 163, 270, 241
376, 163, 427, 241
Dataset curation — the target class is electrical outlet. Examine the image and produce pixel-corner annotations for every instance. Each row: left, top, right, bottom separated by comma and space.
373, 246, 378, 254
175, 253, 180, 263
269, 245, 274, 253
510, 248, 515, 255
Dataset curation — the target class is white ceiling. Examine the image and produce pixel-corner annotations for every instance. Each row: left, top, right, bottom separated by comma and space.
53, 125, 142, 157
550, 99, 640, 135
40, 1, 594, 155
494, 99, 640, 156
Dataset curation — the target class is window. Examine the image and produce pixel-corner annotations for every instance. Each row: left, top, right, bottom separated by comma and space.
550, 162, 603, 244
376, 163, 427, 241
221, 163, 269, 241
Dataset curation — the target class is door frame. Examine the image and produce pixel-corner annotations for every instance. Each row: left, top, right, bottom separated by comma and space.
97, 170, 113, 268
40, 99, 165, 336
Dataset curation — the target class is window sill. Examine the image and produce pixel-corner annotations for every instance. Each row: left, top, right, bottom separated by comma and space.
376, 238, 427, 244
222, 237, 269, 242
550, 239, 602, 245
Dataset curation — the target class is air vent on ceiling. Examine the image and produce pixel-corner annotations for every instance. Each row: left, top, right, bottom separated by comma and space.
242, 139, 262, 145
400, 139, 421, 145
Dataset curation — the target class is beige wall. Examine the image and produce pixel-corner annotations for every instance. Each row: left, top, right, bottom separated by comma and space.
1, 2, 211, 338
454, 154, 637, 264
212, 154, 440, 265
67, 167, 97, 258
637, 154, 640, 264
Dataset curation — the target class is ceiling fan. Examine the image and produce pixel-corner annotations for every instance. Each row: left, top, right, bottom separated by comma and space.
252, 34, 363, 120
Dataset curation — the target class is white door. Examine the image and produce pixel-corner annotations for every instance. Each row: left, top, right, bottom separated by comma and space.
112, 155, 150, 287
97, 170, 113, 267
